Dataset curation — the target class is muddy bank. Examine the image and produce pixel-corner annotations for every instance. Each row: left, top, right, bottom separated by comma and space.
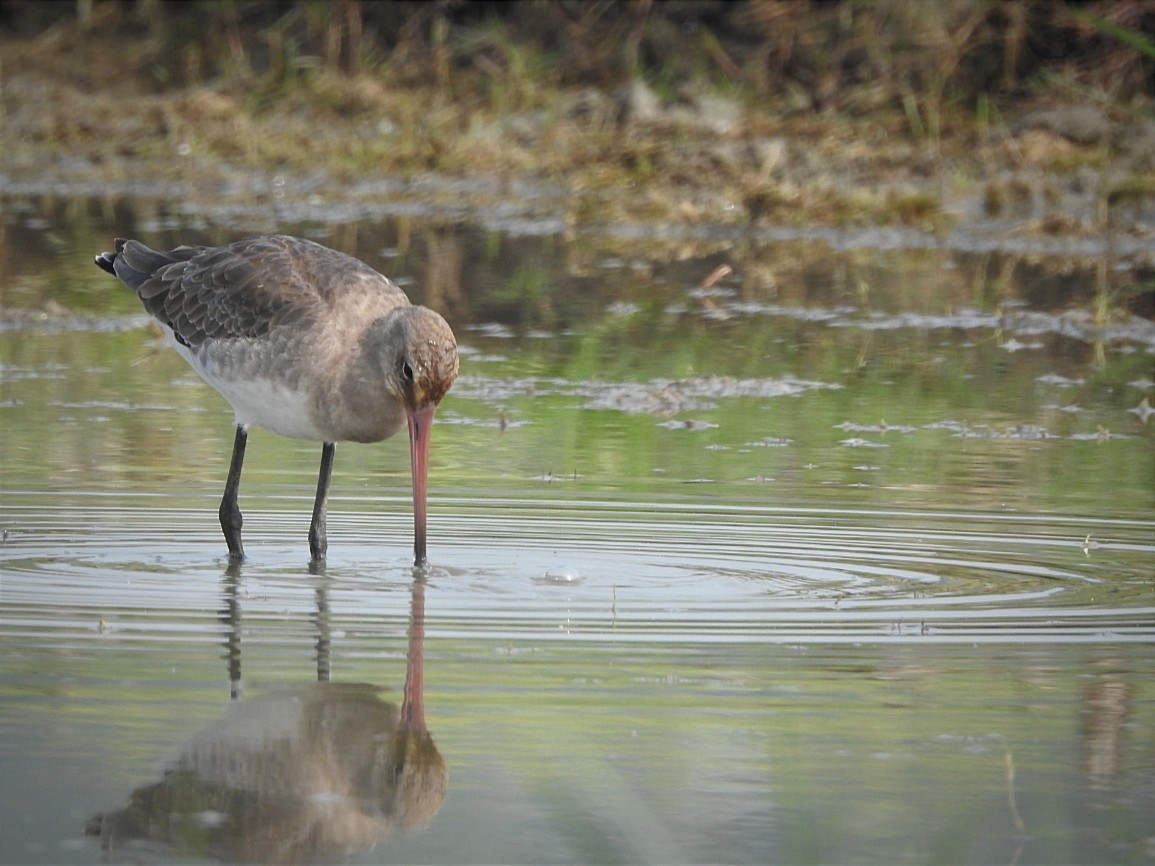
1, 2, 1153, 245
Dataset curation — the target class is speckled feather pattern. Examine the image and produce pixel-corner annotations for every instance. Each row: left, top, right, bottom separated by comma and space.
95, 235, 458, 443
109, 235, 410, 347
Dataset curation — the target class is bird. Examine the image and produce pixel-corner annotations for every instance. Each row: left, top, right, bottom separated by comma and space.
95, 234, 459, 567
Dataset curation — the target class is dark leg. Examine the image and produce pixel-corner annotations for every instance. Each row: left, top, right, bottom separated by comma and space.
309, 442, 336, 563
220, 424, 248, 561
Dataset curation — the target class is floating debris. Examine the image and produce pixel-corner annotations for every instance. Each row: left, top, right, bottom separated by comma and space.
952, 426, 1002, 440
465, 322, 515, 339
1127, 397, 1154, 423
711, 302, 1155, 350
1009, 424, 1054, 440
746, 436, 793, 447
0, 312, 153, 334
534, 568, 582, 585
449, 375, 540, 402
454, 373, 829, 415
1001, 309, 1155, 349
459, 349, 509, 363
606, 301, 641, 316
839, 438, 889, 448
834, 421, 916, 433
923, 420, 969, 432
1000, 338, 1043, 352
952, 424, 1056, 440
1069, 429, 1131, 441
578, 375, 837, 415
1035, 373, 1085, 386
848, 309, 999, 332
687, 286, 737, 300
656, 419, 719, 431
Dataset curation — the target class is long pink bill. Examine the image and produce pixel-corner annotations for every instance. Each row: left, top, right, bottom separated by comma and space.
406, 404, 438, 568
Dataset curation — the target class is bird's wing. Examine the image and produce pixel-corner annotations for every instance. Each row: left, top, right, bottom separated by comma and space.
114, 235, 408, 348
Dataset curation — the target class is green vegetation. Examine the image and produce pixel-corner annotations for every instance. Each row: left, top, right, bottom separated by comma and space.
4, 268, 1152, 519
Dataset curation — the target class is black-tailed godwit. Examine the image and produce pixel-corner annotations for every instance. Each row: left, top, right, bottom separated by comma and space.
96, 235, 458, 567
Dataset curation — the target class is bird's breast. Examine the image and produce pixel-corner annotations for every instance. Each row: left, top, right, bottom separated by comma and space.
214, 373, 330, 440
170, 333, 324, 440
166, 321, 407, 444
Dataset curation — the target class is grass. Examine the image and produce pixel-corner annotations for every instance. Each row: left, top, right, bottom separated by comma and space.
0, 2, 1152, 234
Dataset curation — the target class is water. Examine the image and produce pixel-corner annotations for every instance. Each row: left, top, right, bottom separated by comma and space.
1, 192, 1154, 864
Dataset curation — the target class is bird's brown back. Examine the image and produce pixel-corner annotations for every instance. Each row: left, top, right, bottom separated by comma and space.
105, 235, 410, 349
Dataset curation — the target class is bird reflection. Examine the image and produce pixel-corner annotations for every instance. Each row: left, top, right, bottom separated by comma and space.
86, 571, 446, 864
1081, 659, 1132, 788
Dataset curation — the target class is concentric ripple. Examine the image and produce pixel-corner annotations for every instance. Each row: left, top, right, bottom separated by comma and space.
2, 494, 1151, 648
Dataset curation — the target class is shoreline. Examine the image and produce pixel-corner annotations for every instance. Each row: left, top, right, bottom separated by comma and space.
2, 3, 1153, 248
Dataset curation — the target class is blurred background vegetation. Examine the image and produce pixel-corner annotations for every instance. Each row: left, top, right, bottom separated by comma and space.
2, 1, 1149, 115
0, 3, 1152, 514
0, 1, 1152, 231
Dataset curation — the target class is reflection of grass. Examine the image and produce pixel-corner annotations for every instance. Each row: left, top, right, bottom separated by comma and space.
4, 205, 1152, 517
6, 310, 1151, 518
487, 263, 552, 326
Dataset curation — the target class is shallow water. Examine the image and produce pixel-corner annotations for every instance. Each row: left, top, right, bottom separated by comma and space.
1, 193, 1154, 863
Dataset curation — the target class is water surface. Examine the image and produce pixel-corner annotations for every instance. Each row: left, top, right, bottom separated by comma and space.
1, 193, 1153, 864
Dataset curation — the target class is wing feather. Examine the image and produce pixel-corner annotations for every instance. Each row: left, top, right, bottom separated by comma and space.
99, 235, 409, 348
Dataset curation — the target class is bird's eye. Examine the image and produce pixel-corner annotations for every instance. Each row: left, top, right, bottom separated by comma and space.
401, 361, 415, 382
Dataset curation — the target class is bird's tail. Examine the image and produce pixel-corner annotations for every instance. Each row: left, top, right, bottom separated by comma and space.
92, 239, 125, 278
94, 239, 203, 292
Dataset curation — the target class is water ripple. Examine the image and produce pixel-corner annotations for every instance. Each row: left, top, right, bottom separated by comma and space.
2, 495, 1151, 649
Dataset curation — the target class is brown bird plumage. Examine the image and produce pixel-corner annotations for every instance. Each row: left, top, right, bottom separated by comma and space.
96, 235, 459, 566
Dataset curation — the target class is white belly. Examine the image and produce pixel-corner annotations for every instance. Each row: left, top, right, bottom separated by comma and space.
169, 333, 328, 441
212, 374, 326, 440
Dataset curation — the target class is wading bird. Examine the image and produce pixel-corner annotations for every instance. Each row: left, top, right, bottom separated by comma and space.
96, 235, 458, 567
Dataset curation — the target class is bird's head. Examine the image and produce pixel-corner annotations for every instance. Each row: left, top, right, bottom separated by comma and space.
387, 307, 459, 414
380, 306, 458, 568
